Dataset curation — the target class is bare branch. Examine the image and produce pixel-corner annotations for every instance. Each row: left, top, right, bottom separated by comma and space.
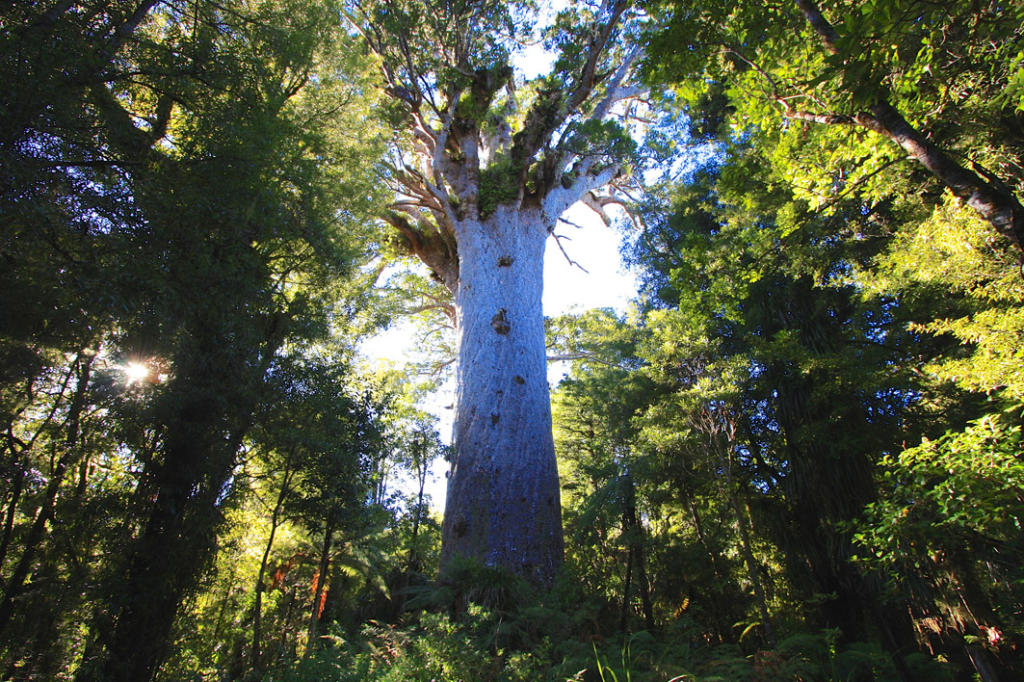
546, 352, 626, 369
794, 0, 841, 54
579, 190, 613, 225
542, 163, 620, 226
783, 109, 855, 126
404, 302, 457, 326
551, 232, 590, 273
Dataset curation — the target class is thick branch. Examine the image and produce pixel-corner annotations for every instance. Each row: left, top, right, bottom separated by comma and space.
88, 85, 161, 160
386, 159, 460, 235
788, 0, 1024, 250
564, 0, 632, 113
794, 0, 840, 54
586, 44, 643, 124
546, 46, 645, 189
404, 301, 457, 326
509, 0, 632, 172
103, 1, 162, 61
446, 65, 513, 215
383, 213, 459, 291
579, 190, 618, 225
857, 102, 1024, 249
542, 164, 620, 226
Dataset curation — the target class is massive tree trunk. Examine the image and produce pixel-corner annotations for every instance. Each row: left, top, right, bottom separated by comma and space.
442, 208, 563, 584
351, 0, 640, 585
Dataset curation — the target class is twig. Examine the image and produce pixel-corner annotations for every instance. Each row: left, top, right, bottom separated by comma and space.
551, 232, 589, 273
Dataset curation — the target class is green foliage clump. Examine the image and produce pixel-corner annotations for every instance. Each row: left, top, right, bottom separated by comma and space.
563, 119, 637, 161
5, 0, 1024, 679
478, 155, 523, 217
857, 411, 1024, 572
853, 409, 1024, 644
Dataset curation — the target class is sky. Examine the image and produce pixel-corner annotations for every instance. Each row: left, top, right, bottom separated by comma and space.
543, 204, 638, 315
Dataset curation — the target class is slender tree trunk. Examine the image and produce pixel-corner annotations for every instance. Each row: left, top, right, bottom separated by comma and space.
408, 444, 427, 572
967, 644, 1001, 682
209, 579, 236, 657
0, 469, 24, 570
633, 532, 653, 630
441, 208, 563, 585
394, 448, 429, 618
21, 557, 66, 680
0, 353, 92, 634
620, 543, 633, 632
728, 488, 775, 646
684, 493, 724, 584
953, 551, 1015, 681
0, 368, 74, 570
866, 599, 915, 682
253, 465, 294, 672
305, 519, 333, 657
621, 474, 653, 630
682, 490, 729, 642
75, 447, 91, 498
279, 590, 297, 659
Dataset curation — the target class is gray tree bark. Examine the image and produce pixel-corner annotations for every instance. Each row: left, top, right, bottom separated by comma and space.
442, 207, 563, 584
351, 0, 641, 586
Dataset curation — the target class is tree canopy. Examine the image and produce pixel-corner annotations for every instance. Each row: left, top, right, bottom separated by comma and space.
1, 1, 1022, 680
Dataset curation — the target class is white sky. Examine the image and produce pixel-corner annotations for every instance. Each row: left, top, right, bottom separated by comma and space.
544, 204, 637, 314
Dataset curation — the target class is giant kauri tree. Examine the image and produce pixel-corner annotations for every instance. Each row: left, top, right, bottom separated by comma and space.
347, 0, 644, 584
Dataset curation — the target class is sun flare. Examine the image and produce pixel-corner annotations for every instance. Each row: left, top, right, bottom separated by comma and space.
123, 362, 150, 385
